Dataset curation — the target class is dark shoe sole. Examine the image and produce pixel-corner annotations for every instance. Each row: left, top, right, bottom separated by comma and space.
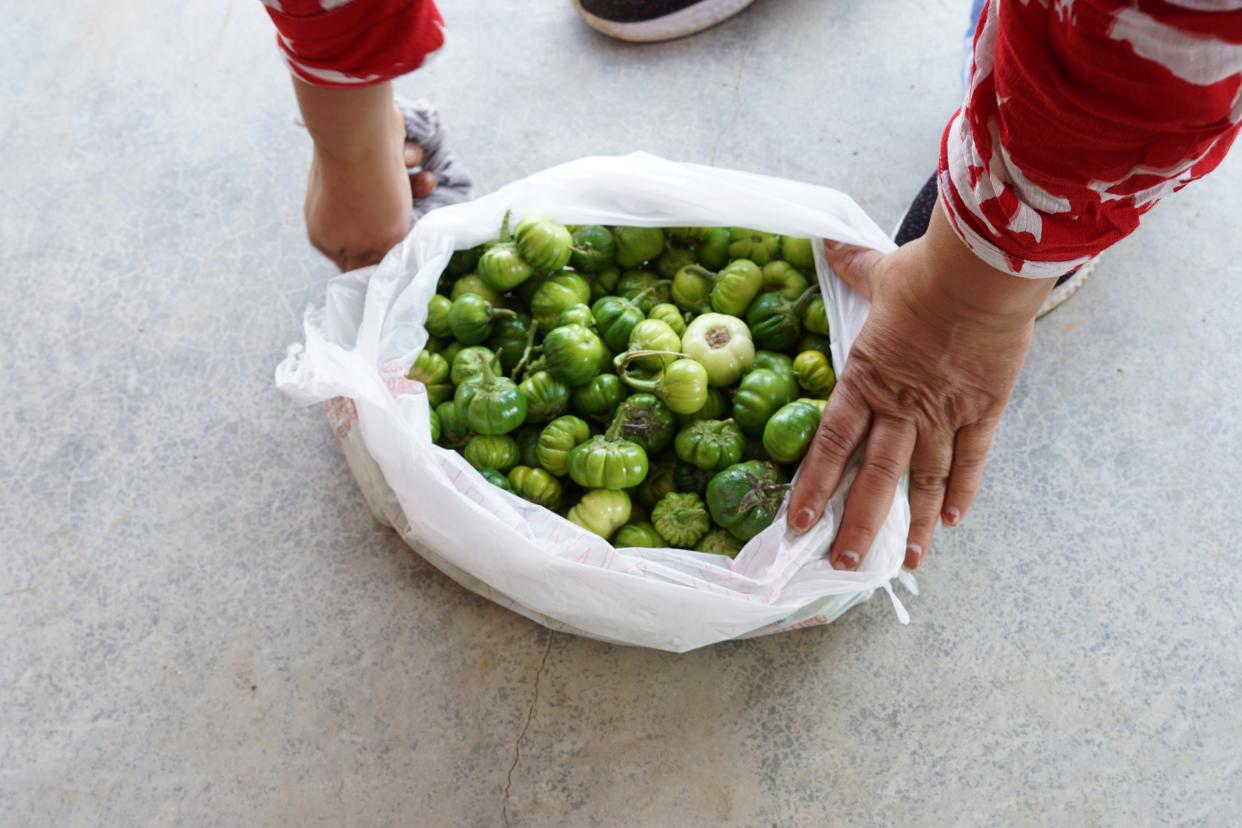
572, 0, 756, 42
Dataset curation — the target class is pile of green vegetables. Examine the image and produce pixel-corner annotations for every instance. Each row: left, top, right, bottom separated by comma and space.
410, 211, 836, 556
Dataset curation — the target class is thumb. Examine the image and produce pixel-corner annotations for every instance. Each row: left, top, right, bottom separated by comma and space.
823, 240, 884, 300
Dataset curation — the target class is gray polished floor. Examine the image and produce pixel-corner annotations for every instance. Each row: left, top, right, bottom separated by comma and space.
3, 1, 1240, 825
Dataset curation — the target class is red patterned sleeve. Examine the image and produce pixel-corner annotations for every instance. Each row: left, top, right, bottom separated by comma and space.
939, 0, 1242, 277
262, 0, 444, 89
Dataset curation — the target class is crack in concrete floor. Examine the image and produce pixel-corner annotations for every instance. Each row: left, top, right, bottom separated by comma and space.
502, 632, 555, 827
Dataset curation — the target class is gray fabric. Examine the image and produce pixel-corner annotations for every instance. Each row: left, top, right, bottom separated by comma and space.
396, 96, 474, 226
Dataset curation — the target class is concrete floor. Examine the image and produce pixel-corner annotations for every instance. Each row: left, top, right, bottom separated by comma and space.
3, 1, 1240, 825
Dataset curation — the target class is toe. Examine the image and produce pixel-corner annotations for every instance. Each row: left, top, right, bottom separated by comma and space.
411, 170, 437, 199
403, 142, 424, 169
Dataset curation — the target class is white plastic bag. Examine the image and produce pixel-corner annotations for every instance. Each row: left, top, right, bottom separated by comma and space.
276, 153, 914, 652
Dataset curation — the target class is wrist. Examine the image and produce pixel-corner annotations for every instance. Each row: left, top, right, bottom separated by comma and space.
907, 198, 1055, 332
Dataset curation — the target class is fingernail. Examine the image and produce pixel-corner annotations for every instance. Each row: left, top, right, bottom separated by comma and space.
791, 507, 816, 533
904, 544, 924, 570
833, 550, 861, 571
942, 506, 961, 527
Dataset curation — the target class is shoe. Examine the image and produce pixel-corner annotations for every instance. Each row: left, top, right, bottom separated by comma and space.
572, 0, 757, 42
892, 173, 1096, 319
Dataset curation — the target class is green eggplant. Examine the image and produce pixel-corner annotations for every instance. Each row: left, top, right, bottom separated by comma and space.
515, 210, 573, 272
536, 415, 591, 477
590, 282, 669, 352
447, 246, 483, 277
440, 340, 465, 367
614, 351, 709, 416
651, 492, 711, 548
427, 384, 454, 406
727, 227, 780, 265
798, 396, 828, 416
752, 351, 799, 401
613, 226, 665, 268
647, 303, 687, 337
477, 242, 534, 292
450, 346, 496, 386
676, 386, 731, 426
761, 261, 810, 300
612, 393, 676, 453
614, 522, 666, 548
802, 295, 830, 337
407, 350, 449, 386
695, 528, 745, 557
673, 461, 712, 495
617, 270, 671, 313
454, 357, 527, 435
745, 287, 819, 351
426, 294, 453, 338
464, 434, 520, 471
696, 227, 731, 270
571, 225, 617, 273
566, 415, 649, 490
566, 489, 632, 539
705, 461, 790, 541
508, 465, 563, 510
674, 418, 746, 472
793, 350, 836, 397
518, 370, 571, 422
626, 319, 681, 371
481, 468, 517, 494
796, 332, 832, 358
450, 274, 506, 308
589, 266, 621, 302
638, 456, 677, 509
435, 400, 472, 448
655, 244, 697, 280
670, 264, 713, 314
781, 236, 815, 269
489, 313, 536, 375
761, 400, 821, 463
542, 323, 606, 386
531, 271, 591, 331
513, 423, 543, 468
448, 293, 516, 345
666, 227, 711, 244
572, 373, 625, 422
558, 303, 595, 329
732, 368, 795, 436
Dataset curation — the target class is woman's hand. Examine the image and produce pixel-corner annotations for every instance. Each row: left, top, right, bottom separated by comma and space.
788, 198, 1056, 571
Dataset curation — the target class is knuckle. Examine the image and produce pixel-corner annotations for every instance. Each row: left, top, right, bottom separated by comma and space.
909, 469, 950, 495
858, 457, 902, 488
953, 452, 990, 478
810, 424, 855, 463
838, 520, 878, 549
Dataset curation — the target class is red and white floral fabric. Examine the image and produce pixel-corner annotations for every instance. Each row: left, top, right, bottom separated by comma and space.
941, 0, 1242, 277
